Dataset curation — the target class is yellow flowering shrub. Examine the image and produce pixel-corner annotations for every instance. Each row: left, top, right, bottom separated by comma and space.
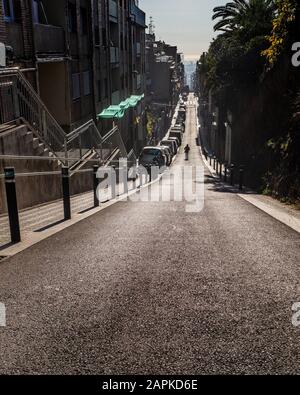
262, 0, 297, 65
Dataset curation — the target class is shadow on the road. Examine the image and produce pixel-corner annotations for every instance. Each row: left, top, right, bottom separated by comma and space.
206, 177, 258, 195
0, 242, 13, 252
34, 219, 66, 233
78, 206, 97, 215
203, 175, 244, 194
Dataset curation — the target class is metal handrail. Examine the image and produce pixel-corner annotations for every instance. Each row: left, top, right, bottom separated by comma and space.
0, 68, 65, 140
67, 119, 102, 143
0, 68, 135, 170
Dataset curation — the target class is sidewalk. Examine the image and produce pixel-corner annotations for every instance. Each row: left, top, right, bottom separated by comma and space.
199, 144, 300, 234
0, 191, 94, 247
0, 177, 143, 249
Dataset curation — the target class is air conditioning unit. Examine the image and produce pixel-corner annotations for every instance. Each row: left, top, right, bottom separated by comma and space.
0, 42, 6, 67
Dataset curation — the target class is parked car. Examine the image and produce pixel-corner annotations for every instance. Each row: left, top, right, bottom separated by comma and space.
139, 147, 166, 169
160, 146, 172, 166
178, 109, 186, 121
176, 122, 185, 133
168, 137, 180, 150
169, 129, 183, 145
173, 124, 185, 134
160, 139, 177, 155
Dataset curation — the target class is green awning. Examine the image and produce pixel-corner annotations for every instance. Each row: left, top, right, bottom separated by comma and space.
128, 94, 144, 107
98, 94, 145, 119
98, 105, 124, 119
119, 100, 131, 110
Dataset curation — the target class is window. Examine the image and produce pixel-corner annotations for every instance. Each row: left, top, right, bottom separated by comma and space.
82, 71, 91, 96
32, 0, 39, 23
94, 26, 100, 46
72, 73, 81, 100
102, 28, 107, 47
104, 78, 108, 98
68, 2, 77, 33
3, 0, 14, 22
80, 7, 88, 35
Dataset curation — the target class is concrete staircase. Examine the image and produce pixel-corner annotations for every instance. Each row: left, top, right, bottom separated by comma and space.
0, 121, 54, 159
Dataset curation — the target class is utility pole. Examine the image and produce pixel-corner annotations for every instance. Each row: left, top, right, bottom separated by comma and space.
149, 16, 155, 36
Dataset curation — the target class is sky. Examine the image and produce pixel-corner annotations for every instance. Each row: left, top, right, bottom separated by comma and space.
139, 0, 222, 61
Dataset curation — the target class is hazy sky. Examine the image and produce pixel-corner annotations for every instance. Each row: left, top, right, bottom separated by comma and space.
139, 0, 222, 61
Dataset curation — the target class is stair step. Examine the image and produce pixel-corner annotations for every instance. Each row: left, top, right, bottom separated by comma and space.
19, 126, 28, 137
0, 125, 16, 134
34, 143, 45, 155
32, 137, 39, 149
0, 121, 16, 132
25, 132, 33, 143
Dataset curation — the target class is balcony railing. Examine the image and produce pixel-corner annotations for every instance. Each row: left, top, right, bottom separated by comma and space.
33, 24, 65, 54
130, 2, 146, 27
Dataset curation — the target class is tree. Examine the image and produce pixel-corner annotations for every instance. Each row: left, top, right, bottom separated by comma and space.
262, 0, 297, 66
213, 0, 276, 39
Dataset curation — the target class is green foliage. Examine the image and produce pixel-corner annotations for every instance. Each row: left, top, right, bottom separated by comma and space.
262, 0, 297, 66
196, 0, 300, 202
265, 92, 300, 202
198, 0, 276, 102
146, 111, 155, 137
213, 0, 275, 37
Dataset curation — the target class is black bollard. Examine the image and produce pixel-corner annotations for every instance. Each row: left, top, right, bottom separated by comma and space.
93, 165, 100, 207
224, 164, 228, 182
62, 166, 71, 220
133, 161, 138, 190
239, 165, 245, 191
111, 165, 116, 199
230, 164, 235, 186
148, 167, 152, 183
219, 162, 223, 178
4, 167, 21, 244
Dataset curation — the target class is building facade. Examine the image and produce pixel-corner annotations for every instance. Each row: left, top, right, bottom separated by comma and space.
0, 0, 147, 153
145, 33, 184, 143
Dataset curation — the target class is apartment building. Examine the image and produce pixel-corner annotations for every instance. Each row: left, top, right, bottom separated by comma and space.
0, 0, 147, 152
145, 33, 184, 142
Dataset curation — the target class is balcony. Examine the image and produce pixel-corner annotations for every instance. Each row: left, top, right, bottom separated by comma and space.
109, 0, 118, 23
110, 47, 119, 64
33, 24, 65, 55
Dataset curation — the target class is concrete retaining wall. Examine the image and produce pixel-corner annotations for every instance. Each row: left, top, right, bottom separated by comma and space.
0, 125, 95, 214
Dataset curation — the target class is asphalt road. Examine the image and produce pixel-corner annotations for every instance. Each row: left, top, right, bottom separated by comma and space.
0, 95, 299, 375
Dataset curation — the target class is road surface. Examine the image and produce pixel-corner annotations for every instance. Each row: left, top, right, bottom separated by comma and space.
0, 95, 299, 375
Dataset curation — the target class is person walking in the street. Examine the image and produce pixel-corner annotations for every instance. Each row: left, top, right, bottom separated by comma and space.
184, 144, 191, 161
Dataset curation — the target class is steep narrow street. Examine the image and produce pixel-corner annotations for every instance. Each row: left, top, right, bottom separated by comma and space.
0, 95, 299, 375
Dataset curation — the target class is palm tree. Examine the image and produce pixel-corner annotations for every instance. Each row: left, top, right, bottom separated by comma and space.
212, 0, 275, 34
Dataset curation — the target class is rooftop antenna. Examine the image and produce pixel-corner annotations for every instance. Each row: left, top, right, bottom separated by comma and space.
149, 16, 155, 35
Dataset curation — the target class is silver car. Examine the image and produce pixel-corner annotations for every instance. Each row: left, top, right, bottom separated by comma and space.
160, 146, 172, 166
